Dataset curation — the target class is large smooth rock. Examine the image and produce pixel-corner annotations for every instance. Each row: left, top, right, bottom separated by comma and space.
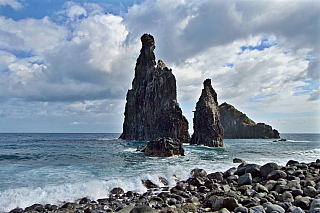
120, 34, 190, 142
262, 202, 285, 213
310, 199, 320, 213
190, 79, 224, 147
110, 187, 124, 195
260, 163, 280, 178
129, 205, 158, 213
238, 173, 252, 186
144, 137, 184, 157
266, 170, 287, 180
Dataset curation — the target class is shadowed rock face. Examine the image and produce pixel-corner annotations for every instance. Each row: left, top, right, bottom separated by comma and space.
144, 137, 184, 157
120, 34, 190, 142
219, 102, 280, 139
190, 79, 224, 147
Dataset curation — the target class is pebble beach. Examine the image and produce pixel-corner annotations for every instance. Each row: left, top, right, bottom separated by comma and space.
9, 159, 320, 213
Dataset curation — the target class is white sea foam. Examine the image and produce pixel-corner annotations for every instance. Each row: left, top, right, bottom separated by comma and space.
0, 177, 147, 212
123, 147, 138, 152
0, 165, 193, 212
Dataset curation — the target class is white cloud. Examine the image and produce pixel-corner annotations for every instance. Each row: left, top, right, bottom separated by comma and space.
0, 0, 22, 10
69, 121, 81, 125
0, 16, 67, 53
308, 87, 320, 101
0, 4, 138, 103
0, 0, 319, 133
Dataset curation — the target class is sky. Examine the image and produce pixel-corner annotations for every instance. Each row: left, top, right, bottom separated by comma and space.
0, 0, 319, 134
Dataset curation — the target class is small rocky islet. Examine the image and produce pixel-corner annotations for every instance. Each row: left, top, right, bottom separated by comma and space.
10, 159, 320, 213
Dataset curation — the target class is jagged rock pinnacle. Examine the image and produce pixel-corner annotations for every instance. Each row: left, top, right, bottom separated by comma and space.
120, 34, 190, 142
191, 79, 224, 147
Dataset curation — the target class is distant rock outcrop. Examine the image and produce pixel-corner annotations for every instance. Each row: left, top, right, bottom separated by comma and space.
144, 137, 184, 157
190, 79, 224, 147
219, 102, 280, 139
120, 34, 190, 142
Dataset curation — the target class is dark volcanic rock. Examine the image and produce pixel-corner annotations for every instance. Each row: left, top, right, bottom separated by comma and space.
120, 34, 190, 142
9, 160, 320, 213
190, 79, 224, 147
144, 137, 184, 157
219, 102, 280, 139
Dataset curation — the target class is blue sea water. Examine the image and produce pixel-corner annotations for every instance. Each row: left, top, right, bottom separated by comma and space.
0, 133, 319, 211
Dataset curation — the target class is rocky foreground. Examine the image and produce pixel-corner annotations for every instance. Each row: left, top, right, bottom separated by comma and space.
10, 159, 320, 213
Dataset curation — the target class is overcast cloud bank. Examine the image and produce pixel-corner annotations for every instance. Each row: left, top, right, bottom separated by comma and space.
0, 0, 319, 133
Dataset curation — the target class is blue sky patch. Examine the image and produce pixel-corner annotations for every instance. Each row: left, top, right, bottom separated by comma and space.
294, 80, 320, 96
0, 0, 145, 21
224, 63, 234, 68
238, 37, 279, 55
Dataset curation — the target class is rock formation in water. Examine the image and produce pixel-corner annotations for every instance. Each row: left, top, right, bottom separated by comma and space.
144, 137, 185, 157
219, 102, 280, 139
190, 79, 224, 147
120, 34, 190, 142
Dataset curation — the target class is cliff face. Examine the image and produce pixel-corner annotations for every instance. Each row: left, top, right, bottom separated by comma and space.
219, 102, 280, 139
120, 34, 190, 142
190, 79, 224, 147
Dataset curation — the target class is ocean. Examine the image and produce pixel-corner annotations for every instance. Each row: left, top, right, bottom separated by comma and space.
0, 133, 319, 212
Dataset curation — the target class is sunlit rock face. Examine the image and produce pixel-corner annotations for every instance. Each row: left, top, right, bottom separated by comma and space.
190, 79, 224, 147
219, 102, 280, 139
120, 34, 190, 142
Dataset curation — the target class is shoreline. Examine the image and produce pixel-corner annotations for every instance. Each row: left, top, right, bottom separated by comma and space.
8, 159, 320, 213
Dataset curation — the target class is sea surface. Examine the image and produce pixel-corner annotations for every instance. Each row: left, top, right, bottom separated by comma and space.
0, 133, 319, 211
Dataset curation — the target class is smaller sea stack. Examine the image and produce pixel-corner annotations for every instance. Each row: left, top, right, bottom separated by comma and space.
219, 102, 280, 139
191, 79, 224, 147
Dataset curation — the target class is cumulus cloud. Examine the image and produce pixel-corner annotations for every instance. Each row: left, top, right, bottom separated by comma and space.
0, 16, 67, 53
0, 3, 139, 104
308, 87, 320, 101
0, 0, 319, 132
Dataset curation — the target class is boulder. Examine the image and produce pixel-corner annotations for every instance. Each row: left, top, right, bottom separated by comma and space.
310, 199, 320, 213
293, 196, 311, 209
260, 163, 280, 179
130, 205, 158, 213
249, 205, 266, 213
266, 170, 287, 180
110, 187, 124, 195
190, 79, 224, 147
304, 186, 318, 197
191, 168, 208, 181
262, 202, 285, 213
219, 102, 280, 139
233, 158, 246, 164
208, 172, 224, 181
9, 208, 23, 213
144, 137, 184, 157
142, 179, 159, 189
245, 164, 261, 178
120, 34, 190, 142
238, 173, 253, 186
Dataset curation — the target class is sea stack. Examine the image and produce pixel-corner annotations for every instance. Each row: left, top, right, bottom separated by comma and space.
219, 102, 280, 139
120, 34, 190, 142
190, 79, 224, 147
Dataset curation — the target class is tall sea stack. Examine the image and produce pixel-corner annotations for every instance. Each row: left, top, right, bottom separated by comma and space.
120, 34, 190, 142
190, 79, 224, 147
